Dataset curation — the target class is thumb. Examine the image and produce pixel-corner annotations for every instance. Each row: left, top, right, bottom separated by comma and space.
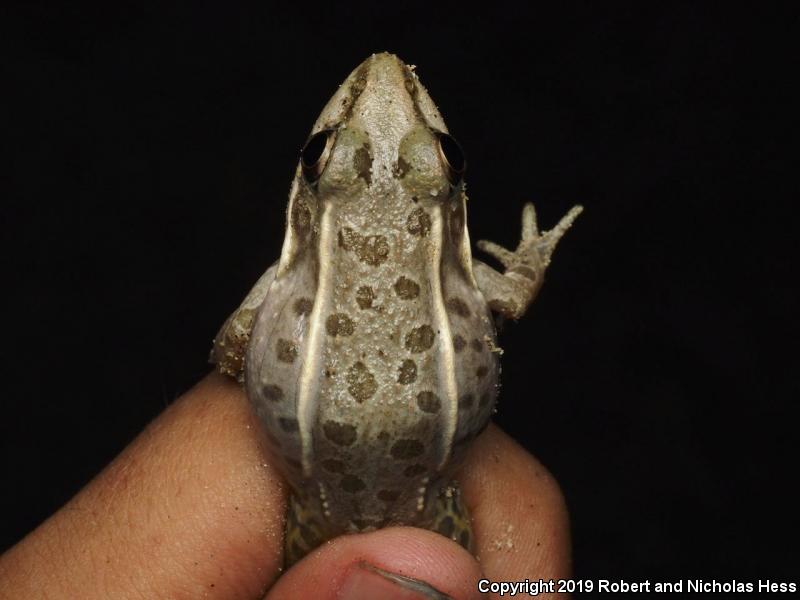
265, 526, 483, 599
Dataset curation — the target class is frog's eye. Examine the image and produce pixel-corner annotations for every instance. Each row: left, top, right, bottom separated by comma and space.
436, 132, 466, 186
301, 129, 335, 183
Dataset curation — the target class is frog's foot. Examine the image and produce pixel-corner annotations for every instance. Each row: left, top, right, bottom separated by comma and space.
479, 203, 583, 273
285, 492, 327, 567
429, 483, 474, 553
473, 203, 582, 320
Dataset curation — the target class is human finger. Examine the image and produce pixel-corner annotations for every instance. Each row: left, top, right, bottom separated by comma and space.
0, 373, 287, 599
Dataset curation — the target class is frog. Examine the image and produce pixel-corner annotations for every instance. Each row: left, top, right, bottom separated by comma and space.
211, 52, 582, 566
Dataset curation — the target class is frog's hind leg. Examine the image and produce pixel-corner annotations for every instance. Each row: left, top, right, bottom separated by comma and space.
210, 263, 277, 381
285, 493, 329, 567
429, 483, 474, 554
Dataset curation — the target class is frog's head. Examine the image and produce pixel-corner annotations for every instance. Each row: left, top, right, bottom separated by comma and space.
296, 52, 466, 202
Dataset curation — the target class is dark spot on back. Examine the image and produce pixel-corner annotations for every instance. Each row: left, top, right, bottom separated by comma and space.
323, 420, 358, 446
452, 334, 466, 353
357, 235, 390, 266
294, 297, 314, 316
479, 392, 493, 409
476, 365, 489, 379
340, 474, 366, 493
377, 430, 390, 442
404, 464, 427, 477
406, 207, 431, 237
416, 391, 441, 413
470, 338, 483, 352
353, 143, 372, 185
405, 325, 435, 352
459, 394, 475, 409
398, 359, 418, 384
355, 285, 376, 309
393, 276, 420, 299
446, 297, 471, 318
277, 339, 298, 363
377, 489, 401, 502
391, 439, 425, 460
326, 313, 355, 336
338, 227, 362, 251
346, 361, 377, 402
322, 458, 346, 473
262, 384, 284, 402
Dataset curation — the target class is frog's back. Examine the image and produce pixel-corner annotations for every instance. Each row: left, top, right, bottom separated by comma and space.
245, 195, 498, 533
244, 53, 499, 539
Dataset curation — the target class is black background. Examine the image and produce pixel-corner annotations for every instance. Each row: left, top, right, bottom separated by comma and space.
2, 1, 797, 585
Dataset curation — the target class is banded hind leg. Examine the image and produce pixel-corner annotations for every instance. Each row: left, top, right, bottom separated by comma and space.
284, 493, 331, 567
428, 482, 474, 554
285, 484, 474, 567
210, 263, 277, 381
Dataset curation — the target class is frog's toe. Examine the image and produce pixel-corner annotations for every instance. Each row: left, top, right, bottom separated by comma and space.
513, 204, 583, 268
521, 201, 539, 240
477, 239, 516, 267
536, 205, 583, 261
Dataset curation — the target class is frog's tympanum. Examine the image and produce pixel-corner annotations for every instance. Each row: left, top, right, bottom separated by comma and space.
212, 53, 581, 565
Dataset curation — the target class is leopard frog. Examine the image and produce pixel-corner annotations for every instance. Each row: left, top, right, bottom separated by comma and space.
212, 52, 581, 565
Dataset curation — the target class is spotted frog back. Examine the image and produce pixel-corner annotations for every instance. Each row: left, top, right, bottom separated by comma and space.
212, 52, 582, 564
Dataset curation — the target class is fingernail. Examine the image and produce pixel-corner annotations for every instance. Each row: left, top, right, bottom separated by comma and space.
338, 562, 452, 600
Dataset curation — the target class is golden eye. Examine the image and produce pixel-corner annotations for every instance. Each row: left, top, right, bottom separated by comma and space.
436, 132, 466, 186
300, 129, 336, 183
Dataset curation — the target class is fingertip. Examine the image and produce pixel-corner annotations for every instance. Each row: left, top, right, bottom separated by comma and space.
265, 527, 483, 600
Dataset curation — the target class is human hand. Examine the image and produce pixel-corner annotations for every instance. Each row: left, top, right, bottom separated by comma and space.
0, 373, 570, 599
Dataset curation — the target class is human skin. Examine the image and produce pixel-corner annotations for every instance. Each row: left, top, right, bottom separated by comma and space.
0, 372, 570, 599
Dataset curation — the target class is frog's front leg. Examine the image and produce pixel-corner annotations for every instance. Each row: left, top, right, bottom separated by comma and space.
473, 203, 582, 320
210, 263, 277, 381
